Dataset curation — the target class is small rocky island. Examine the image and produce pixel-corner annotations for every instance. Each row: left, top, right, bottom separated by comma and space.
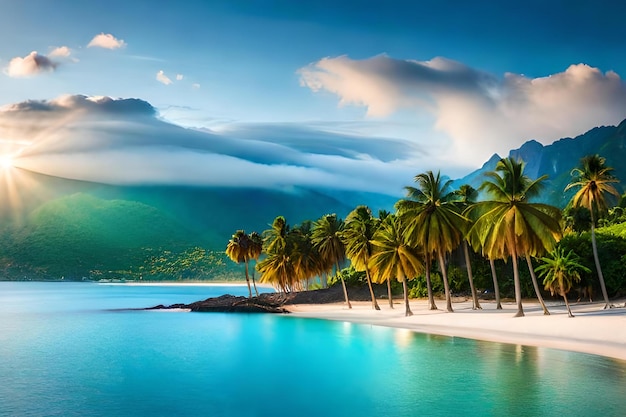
146, 285, 388, 313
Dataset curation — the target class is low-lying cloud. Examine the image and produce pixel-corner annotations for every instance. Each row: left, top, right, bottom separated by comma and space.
299, 55, 626, 164
1, 95, 420, 196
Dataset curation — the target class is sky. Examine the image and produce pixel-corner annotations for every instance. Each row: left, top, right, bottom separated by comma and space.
0, 0, 625, 197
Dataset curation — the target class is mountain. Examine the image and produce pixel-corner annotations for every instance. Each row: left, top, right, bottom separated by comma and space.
2, 118, 625, 280
453, 118, 626, 206
1, 193, 200, 279
0, 170, 397, 280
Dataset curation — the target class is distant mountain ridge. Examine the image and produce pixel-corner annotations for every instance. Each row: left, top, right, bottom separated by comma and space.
0, 171, 397, 280
453, 118, 626, 206
1, 118, 625, 280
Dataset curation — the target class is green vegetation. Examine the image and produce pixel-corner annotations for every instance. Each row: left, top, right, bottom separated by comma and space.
467, 157, 562, 317
566, 154, 621, 308
396, 171, 469, 312
536, 248, 590, 317
240, 154, 626, 319
341, 206, 380, 310
0, 193, 240, 281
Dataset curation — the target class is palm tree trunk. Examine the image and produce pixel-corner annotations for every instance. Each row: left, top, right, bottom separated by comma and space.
387, 278, 394, 308
337, 262, 352, 309
320, 273, 327, 289
251, 269, 259, 297
562, 291, 574, 318
512, 252, 524, 317
401, 274, 413, 316
590, 221, 611, 309
489, 258, 502, 309
365, 267, 380, 310
525, 255, 549, 315
244, 260, 252, 298
425, 252, 437, 310
438, 251, 453, 312
463, 241, 481, 309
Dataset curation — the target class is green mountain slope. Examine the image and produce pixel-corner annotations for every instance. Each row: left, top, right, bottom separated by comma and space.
1, 194, 202, 279
454, 118, 626, 206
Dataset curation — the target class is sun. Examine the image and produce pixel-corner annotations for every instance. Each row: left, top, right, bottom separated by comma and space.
0, 154, 14, 170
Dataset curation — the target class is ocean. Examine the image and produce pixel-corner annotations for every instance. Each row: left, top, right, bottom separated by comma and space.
0, 282, 624, 416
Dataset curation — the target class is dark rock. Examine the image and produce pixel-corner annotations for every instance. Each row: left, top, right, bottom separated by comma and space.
145, 284, 396, 313
147, 294, 289, 313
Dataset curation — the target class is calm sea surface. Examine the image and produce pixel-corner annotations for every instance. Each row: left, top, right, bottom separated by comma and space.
0, 282, 624, 417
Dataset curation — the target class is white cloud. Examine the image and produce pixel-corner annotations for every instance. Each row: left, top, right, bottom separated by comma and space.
192, 83, 200, 89
49, 46, 71, 58
176, 74, 183, 81
156, 70, 172, 85
299, 55, 626, 166
4, 51, 57, 77
0, 95, 418, 196
87, 33, 126, 49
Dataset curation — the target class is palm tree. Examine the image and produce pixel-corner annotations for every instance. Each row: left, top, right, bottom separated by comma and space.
289, 221, 321, 291
263, 216, 289, 255
377, 209, 394, 308
257, 250, 295, 293
342, 206, 380, 310
565, 154, 620, 309
369, 215, 424, 316
248, 232, 264, 296
312, 214, 351, 308
258, 216, 299, 293
536, 247, 591, 317
225, 230, 253, 298
488, 258, 503, 309
396, 171, 469, 312
467, 157, 562, 317
525, 254, 550, 315
453, 184, 482, 310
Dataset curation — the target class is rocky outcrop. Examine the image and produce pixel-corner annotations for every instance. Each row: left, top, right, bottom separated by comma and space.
147, 284, 393, 313
147, 294, 290, 313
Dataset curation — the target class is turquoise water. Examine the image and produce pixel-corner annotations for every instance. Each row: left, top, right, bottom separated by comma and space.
0, 282, 625, 416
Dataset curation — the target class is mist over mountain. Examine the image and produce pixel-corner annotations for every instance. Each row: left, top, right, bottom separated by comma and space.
0, 169, 397, 279
1, 118, 625, 280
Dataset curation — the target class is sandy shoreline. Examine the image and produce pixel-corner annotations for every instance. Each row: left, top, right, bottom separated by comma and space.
288, 298, 626, 362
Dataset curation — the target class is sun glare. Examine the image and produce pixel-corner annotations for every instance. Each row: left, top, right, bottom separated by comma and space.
0, 154, 14, 170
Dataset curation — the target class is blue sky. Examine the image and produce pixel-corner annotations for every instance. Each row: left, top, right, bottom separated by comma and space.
1, 0, 625, 195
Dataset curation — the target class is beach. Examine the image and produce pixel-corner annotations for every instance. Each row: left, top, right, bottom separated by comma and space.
289, 298, 626, 362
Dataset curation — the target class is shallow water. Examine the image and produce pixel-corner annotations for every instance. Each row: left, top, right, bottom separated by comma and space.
0, 282, 624, 416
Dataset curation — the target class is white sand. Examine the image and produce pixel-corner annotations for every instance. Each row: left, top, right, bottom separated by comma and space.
288, 298, 626, 361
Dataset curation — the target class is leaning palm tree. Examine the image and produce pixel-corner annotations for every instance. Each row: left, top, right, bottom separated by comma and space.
376, 210, 394, 308
257, 250, 295, 293
453, 184, 482, 310
312, 214, 351, 308
467, 157, 562, 317
525, 254, 550, 315
259, 216, 299, 293
225, 230, 253, 298
565, 154, 620, 309
263, 216, 289, 255
488, 258, 503, 309
289, 221, 321, 291
342, 206, 380, 310
248, 232, 264, 296
396, 171, 470, 312
369, 215, 424, 316
536, 247, 591, 317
